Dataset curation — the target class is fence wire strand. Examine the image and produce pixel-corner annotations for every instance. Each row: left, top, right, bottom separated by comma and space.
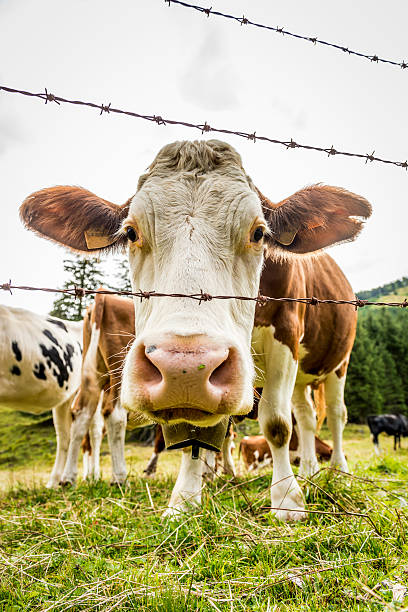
0, 84, 407, 171
1, 282, 407, 310
165, 0, 408, 71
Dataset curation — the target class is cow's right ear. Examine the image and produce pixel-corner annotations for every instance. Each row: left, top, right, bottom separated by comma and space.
20, 186, 131, 253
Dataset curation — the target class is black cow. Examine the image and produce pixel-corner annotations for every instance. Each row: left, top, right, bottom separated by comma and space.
367, 414, 408, 454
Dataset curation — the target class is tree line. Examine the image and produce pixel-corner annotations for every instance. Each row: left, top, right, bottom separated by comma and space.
357, 277, 408, 301
345, 307, 408, 422
52, 259, 408, 424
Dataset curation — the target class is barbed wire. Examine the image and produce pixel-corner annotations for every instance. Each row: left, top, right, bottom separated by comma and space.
165, 0, 408, 71
0, 84, 407, 171
1, 282, 407, 310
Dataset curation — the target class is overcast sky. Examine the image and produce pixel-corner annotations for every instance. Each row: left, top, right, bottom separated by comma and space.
1, 0, 407, 314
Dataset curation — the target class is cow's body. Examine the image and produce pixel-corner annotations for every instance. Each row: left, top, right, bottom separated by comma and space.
250, 252, 356, 517
0, 304, 82, 486
60, 293, 134, 486
21, 139, 371, 520
367, 414, 408, 454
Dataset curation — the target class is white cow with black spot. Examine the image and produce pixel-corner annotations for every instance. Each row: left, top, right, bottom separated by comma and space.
0, 304, 83, 487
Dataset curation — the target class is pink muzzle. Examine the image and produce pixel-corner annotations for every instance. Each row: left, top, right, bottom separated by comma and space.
131, 336, 241, 420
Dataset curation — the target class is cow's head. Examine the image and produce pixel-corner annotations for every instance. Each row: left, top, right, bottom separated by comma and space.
20, 140, 371, 427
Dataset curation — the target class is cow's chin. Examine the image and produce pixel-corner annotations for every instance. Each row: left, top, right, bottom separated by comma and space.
142, 395, 254, 427
148, 407, 224, 427
122, 388, 254, 428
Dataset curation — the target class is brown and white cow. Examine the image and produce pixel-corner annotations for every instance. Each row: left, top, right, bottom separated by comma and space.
20, 139, 371, 520
239, 432, 332, 472
60, 292, 134, 486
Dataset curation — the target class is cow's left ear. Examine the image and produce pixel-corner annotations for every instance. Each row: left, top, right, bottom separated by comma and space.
262, 185, 372, 254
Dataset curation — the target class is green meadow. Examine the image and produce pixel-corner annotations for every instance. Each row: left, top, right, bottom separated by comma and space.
0, 411, 407, 610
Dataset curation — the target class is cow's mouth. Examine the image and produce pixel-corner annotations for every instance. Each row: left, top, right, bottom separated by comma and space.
149, 406, 225, 426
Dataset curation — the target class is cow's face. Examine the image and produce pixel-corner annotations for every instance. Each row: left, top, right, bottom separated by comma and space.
119, 144, 266, 425
20, 139, 371, 427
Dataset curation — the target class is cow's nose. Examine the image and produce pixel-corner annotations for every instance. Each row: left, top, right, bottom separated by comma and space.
132, 339, 238, 413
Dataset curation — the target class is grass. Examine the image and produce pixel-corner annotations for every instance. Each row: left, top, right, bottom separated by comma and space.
0, 414, 407, 610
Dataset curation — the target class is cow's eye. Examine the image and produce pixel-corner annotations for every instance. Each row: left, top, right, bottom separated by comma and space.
251, 226, 264, 243
126, 226, 138, 242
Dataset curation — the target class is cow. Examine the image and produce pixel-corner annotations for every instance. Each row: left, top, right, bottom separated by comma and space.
367, 414, 408, 454
59, 292, 134, 486
20, 139, 371, 520
239, 435, 272, 471
0, 303, 82, 487
239, 432, 332, 472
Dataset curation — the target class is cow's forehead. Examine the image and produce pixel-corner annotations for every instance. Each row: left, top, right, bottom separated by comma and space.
128, 173, 264, 231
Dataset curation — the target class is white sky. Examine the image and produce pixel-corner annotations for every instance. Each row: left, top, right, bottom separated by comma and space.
1, 0, 407, 314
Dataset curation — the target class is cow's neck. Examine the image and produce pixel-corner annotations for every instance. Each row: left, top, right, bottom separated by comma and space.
254, 253, 307, 326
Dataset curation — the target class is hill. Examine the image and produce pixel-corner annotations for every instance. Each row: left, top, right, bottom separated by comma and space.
356, 277, 408, 302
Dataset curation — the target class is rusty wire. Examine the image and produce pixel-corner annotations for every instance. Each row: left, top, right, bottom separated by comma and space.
1, 282, 407, 310
0, 84, 407, 171
165, 0, 408, 71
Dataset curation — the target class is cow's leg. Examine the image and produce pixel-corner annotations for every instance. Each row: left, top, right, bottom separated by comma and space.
203, 435, 235, 480
144, 425, 165, 477
61, 384, 103, 485
372, 433, 381, 455
163, 447, 204, 518
81, 433, 92, 480
82, 449, 90, 480
324, 372, 348, 472
105, 401, 127, 485
202, 450, 217, 481
46, 399, 72, 488
221, 434, 236, 476
88, 398, 104, 480
259, 335, 304, 522
291, 385, 319, 477
61, 404, 95, 485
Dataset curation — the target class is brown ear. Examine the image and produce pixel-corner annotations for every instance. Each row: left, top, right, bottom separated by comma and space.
261, 184, 372, 254
20, 186, 131, 253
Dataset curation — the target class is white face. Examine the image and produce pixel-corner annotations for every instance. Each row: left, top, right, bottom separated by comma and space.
120, 159, 266, 427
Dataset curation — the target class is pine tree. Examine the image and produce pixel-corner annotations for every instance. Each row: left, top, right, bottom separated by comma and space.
50, 255, 104, 321
110, 257, 132, 293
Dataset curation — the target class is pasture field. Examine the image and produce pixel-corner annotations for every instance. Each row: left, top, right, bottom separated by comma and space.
0, 412, 407, 611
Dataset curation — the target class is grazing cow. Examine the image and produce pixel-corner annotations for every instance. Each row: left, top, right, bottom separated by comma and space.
20, 139, 371, 520
60, 292, 134, 486
290, 426, 333, 465
0, 304, 82, 487
367, 414, 408, 454
239, 431, 332, 471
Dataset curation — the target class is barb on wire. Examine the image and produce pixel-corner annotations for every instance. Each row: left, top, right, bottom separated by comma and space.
1, 282, 408, 309
165, 0, 408, 71
0, 84, 407, 171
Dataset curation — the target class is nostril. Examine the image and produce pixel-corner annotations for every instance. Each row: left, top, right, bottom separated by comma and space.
135, 344, 162, 385
209, 349, 236, 389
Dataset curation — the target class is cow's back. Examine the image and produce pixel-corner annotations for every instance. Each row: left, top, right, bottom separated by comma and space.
0, 304, 82, 413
